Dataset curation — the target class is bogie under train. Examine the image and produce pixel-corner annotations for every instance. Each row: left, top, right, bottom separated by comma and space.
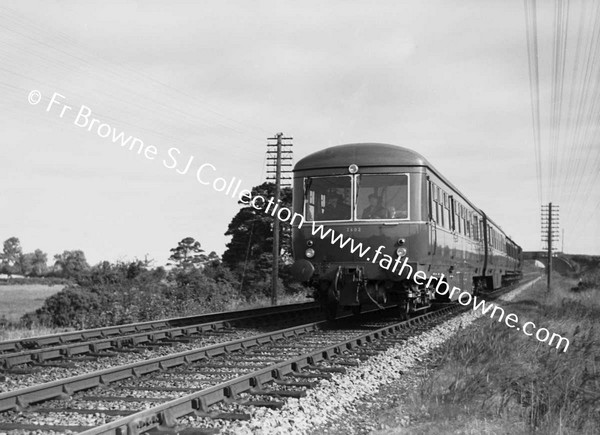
290, 143, 522, 318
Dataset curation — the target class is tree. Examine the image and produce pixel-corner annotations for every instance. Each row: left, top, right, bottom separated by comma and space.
222, 182, 293, 267
1, 237, 23, 276
222, 182, 294, 296
54, 250, 90, 278
200, 251, 221, 267
168, 237, 207, 269
20, 249, 48, 276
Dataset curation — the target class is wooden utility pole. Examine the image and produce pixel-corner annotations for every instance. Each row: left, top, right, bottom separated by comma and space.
541, 203, 559, 292
266, 133, 293, 305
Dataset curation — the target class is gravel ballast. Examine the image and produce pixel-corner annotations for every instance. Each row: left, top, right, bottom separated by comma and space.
214, 280, 537, 434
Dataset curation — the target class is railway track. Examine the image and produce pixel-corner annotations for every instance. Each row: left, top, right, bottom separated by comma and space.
0, 278, 538, 434
0, 302, 321, 371
0, 304, 460, 434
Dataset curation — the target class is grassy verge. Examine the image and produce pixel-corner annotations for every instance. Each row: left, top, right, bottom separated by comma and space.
388, 275, 600, 434
0, 325, 74, 342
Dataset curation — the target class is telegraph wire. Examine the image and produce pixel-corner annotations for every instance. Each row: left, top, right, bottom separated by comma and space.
524, 0, 544, 204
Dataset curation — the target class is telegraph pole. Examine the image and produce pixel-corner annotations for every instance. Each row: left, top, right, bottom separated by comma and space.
266, 133, 293, 305
541, 203, 559, 292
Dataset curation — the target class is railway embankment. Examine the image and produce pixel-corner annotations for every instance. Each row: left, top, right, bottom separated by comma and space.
322, 274, 599, 435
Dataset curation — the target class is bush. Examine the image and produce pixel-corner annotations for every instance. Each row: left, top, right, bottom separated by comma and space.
21, 257, 309, 329
23, 261, 246, 328
24, 286, 101, 328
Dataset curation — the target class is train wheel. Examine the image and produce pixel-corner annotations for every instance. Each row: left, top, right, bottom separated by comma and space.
398, 300, 410, 321
324, 286, 339, 321
325, 301, 338, 321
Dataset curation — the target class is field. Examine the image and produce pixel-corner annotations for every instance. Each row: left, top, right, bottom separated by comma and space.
0, 283, 64, 323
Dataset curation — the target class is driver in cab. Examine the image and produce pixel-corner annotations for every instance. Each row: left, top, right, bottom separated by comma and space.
362, 194, 388, 219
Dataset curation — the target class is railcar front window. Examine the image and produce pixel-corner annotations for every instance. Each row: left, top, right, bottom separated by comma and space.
304, 176, 352, 221
356, 174, 409, 220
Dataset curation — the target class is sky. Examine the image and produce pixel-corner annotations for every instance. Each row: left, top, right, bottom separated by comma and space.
1, 0, 598, 267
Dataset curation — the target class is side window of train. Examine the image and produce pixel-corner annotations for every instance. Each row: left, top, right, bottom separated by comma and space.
434, 185, 438, 223
442, 192, 450, 228
432, 184, 440, 223
466, 210, 471, 238
468, 212, 473, 238
437, 187, 443, 227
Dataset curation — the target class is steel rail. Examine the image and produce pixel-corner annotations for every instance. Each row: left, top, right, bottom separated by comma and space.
0, 302, 321, 368
0, 301, 319, 353
79, 277, 541, 434
0, 318, 330, 413
0, 278, 539, 433
0, 305, 400, 419
81, 305, 459, 435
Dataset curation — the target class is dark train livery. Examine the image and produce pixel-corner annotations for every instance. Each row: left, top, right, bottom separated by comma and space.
290, 143, 522, 317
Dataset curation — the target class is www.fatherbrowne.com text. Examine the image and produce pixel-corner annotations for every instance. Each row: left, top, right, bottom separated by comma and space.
240, 193, 569, 353
28, 89, 569, 352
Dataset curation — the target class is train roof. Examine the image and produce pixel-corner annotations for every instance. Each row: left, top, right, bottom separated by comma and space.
294, 143, 465, 202
294, 143, 519, 247
294, 143, 432, 171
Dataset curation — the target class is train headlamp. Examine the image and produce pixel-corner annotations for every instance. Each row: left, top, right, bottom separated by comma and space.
306, 240, 314, 247
348, 164, 359, 174
395, 247, 407, 257
397, 238, 406, 246
305, 248, 315, 258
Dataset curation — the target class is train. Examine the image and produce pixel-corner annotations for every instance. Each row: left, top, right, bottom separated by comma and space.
290, 143, 522, 318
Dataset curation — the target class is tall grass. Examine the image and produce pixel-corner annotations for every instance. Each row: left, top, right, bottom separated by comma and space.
410, 275, 600, 434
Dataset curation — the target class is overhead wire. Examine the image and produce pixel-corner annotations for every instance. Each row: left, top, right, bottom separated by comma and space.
524, 0, 544, 204
0, 6, 271, 160
524, 0, 600, 252
0, 5, 271, 138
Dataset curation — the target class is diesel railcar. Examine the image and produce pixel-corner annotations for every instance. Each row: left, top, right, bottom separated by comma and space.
290, 143, 522, 318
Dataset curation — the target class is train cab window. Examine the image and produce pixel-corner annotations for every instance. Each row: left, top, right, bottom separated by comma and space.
356, 174, 409, 220
304, 176, 352, 221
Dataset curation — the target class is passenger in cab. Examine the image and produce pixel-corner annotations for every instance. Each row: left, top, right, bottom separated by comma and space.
362, 194, 388, 219
323, 193, 351, 220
